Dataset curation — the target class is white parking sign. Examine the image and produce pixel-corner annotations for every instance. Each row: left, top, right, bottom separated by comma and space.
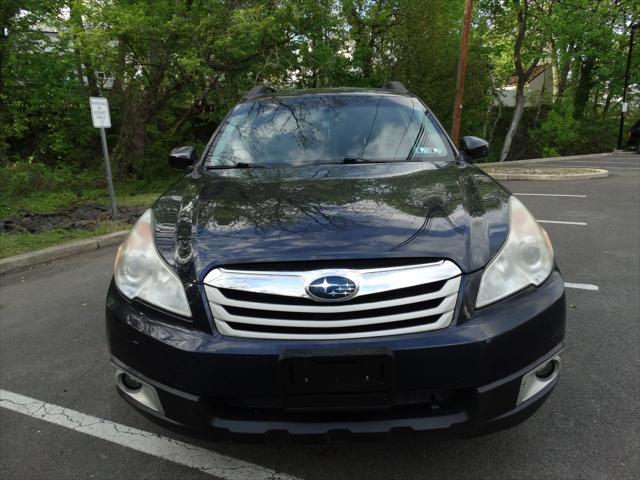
90, 97, 111, 128
89, 96, 117, 217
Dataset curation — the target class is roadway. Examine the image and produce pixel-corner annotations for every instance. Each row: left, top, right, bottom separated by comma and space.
1, 153, 638, 479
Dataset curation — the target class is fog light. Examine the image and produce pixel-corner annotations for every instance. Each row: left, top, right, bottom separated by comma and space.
517, 355, 561, 405
115, 369, 164, 414
121, 374, 142, 391
535, 360, 556, 380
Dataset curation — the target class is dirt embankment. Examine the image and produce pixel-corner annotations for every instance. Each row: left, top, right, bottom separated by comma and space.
1, 204, 146, 234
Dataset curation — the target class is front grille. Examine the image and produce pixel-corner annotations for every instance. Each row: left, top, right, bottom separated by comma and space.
203, 260, 461, 340
225, 314, 442, 335
218, 279, 447, 306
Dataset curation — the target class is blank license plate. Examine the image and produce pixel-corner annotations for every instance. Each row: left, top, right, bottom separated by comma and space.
279, 349, 394, 410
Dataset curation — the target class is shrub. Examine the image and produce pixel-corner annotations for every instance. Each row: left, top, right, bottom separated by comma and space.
529, 104, 579, 157
0, 162, 103, 199
529, 103, 617, 157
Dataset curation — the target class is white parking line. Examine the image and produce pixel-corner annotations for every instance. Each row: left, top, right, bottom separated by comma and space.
515, 193, 587, 198
0, 389, 299, 480
564, 282, 599, 291
538, 220, 587, 226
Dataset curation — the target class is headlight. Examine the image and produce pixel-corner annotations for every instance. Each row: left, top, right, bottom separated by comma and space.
114, 209, 192, 317
476, 196, 554, 308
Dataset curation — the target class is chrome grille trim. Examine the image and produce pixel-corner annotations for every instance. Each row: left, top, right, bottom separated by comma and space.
203, 261, 462, 340
205, 277, 459, 313
217, 311, 456, 340
209, 292, 457, 328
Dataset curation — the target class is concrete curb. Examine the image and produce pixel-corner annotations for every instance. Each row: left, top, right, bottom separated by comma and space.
479, 151, 614, 167
483, 168, 609, 181
0, 230, 129, 276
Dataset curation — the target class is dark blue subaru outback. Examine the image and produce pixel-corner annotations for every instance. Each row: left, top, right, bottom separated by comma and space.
106, 82, 565, 440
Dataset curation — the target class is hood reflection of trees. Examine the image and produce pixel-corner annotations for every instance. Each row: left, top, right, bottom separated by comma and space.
195, 167, 496, 239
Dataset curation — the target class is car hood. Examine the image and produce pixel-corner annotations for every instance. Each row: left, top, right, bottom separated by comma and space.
152, 162, 510, 282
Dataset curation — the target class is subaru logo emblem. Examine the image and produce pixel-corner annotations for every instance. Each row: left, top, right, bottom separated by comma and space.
307, 276, 358, 302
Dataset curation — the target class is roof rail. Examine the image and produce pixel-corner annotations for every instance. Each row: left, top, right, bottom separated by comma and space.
245, 85, 276, 100
380, 81, 409, 93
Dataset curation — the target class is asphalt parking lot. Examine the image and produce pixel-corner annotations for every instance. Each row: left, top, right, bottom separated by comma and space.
1, 153, 638, 480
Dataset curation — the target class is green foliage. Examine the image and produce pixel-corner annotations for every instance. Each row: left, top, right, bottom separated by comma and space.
1, 0, 638, 257
530, 101, 618, 157
573, 117, 619, 154
1, 0, 639, 179
0, 162, 101, 199
0, 3, 97, 165
530, 103, 580, 157
0, 162, 175, 216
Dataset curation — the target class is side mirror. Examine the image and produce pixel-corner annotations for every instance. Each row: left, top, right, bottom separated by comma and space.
460, 136, 489, 162
169, 146, 196, 170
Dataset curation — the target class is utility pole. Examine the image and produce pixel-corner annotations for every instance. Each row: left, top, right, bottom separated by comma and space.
451, 0, 474, 146
617, 21, 638, 150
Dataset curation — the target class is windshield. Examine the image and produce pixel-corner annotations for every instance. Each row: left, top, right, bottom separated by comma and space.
204, 94, 455, 167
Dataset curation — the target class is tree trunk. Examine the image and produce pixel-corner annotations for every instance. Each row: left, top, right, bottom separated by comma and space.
533, 72, 547, 127
500, 0, 538, 162
0, 1, 20, 115
573, 57, 595, 119
113, 96, 147, 176
483, 102, 493, 139
602, 87, 613, 118
130, 116, 146, 168
482, 76, 498, 138
592, 86, 600, 116
500, 81, 526, 162
489, 99, 502, 144
556, 42, 574, 99
68, 5, 99, 96
550, 37, 559, 99
110, 36, 127, 97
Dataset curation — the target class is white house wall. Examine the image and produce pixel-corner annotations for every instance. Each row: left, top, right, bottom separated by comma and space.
495, 68, 553, 108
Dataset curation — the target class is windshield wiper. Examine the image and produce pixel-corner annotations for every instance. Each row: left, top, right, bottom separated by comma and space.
205, 162, 266, 169
342, 157, 388, 164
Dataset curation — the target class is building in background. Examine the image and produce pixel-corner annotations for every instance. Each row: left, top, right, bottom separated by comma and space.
496, 64, 552, 108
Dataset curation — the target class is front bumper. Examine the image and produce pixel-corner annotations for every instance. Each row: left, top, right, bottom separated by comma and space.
106, 271, 566, 440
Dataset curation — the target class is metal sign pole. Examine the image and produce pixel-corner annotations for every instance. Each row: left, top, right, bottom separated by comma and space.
99, 127, 117, 218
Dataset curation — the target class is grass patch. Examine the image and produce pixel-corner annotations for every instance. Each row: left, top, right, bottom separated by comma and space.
1, 177, 173, 217
0, 221, 129, 258
0, 163, 178, 258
